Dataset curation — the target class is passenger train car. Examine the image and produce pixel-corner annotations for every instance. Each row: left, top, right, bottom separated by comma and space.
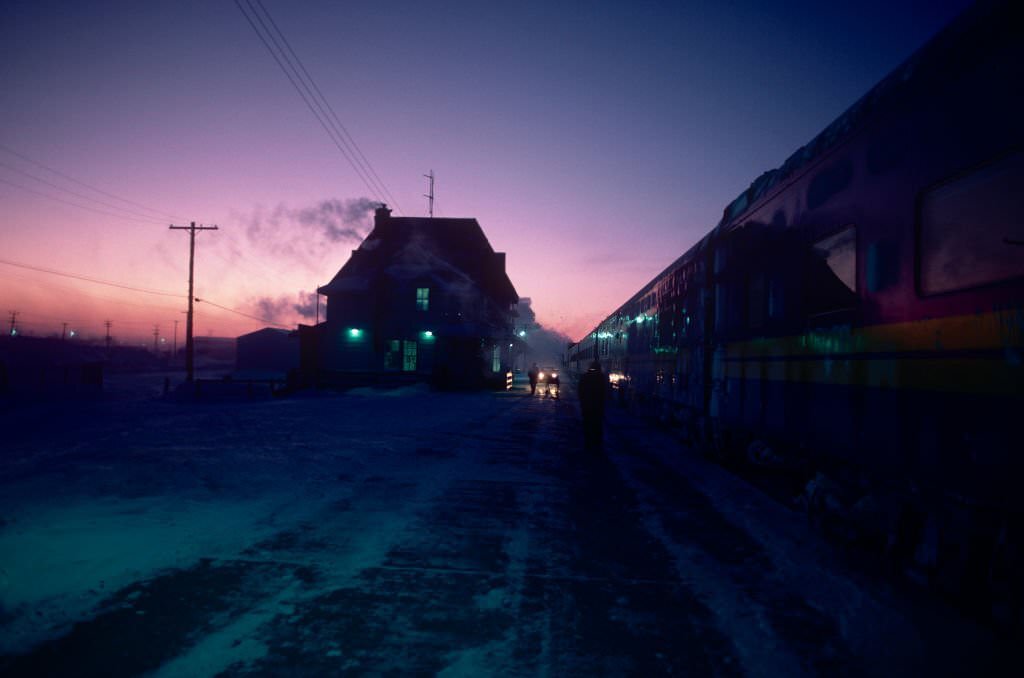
570, 0, 1022, 620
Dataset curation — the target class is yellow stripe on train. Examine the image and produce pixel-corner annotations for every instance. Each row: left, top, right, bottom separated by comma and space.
726, 309, 1023, 359
721, 356, 1020, 394
719, 310, 1023, 394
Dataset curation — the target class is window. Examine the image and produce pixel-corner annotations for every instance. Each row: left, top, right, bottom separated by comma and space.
492, 346, 501, 373
384, 340, 401, 370
866, 240, 898, 293
402, 340, 417, 371
812, 227, 857, 292
416, 287, 430, 311
807, 226, 858, 319
919, 152, 1024, 295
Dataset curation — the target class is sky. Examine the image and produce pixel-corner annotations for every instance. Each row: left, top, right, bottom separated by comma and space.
0, 0, 973, 343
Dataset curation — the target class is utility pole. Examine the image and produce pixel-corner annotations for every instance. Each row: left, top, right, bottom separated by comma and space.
105, 320, 112, 352
62, 322, 68, 341
173, 319, 179, 359
152, 324, 160, 354
424, 170, 434, 218
8, 311, 18, 337
169, 221, 218, 382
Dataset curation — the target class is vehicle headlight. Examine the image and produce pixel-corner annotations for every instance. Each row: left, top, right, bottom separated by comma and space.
551, 373, 558, 379
538, 372, 545, 380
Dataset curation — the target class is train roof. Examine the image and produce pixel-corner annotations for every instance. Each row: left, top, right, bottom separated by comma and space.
578, 0, 1013, 342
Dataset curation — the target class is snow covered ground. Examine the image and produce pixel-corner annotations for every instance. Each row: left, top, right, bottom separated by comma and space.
0, 377, 1008, 676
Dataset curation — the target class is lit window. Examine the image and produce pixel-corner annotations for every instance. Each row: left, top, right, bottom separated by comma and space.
416, 287, 430, 311
403, 340, 417, 371
384, 340, 401, 369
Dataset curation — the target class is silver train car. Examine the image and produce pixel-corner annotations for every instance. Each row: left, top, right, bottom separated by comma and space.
570, 0, 1023, 624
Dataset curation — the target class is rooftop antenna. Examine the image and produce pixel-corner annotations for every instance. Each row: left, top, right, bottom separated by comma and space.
424, 170, 434, 218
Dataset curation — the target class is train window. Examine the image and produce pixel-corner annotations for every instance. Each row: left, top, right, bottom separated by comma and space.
919, 152, 1024, 295
866, 240, 898, 293
807, 226, 858, 320
812, 226, 857, 292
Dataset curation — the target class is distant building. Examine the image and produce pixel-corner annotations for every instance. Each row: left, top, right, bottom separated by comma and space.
302, 206, 519, 387
236, 327, 299, 378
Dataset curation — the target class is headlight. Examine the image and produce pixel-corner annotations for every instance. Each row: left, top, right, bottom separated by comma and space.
538, 372, 545, 380
551, 373, 558, 379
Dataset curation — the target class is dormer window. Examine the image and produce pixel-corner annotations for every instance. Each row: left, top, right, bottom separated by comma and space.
416, 287, 430, 311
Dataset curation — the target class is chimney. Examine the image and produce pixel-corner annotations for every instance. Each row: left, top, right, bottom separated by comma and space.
374, 204, 392, 224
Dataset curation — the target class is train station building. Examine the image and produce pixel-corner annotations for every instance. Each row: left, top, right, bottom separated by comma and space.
300, 206, 519, 387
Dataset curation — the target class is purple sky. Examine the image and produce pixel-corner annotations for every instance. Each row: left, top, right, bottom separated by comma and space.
0, 0, 972, 342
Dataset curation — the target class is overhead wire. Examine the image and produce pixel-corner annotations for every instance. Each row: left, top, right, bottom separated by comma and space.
234, 0, 383, 206
207, 232, 300, 289
252, 0, 403, 213
2, 264, 285, 333
234, 0, 401, 213
194, 297, 291, 329
0, 258, 186, 298
0, 143, 186, 222
0, 176, 169, 225
0, 270, 184, 313
0, 159, 171, 224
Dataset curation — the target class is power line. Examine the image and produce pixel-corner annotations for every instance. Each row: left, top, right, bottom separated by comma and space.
0, 143, 186, 222
252, 0, 403, 213
234, 0, 400, 212
0, 276, 184, 317
0, 176, 170, 225
234, 0, 382, 204
205, 237, 296, 289
0, 159, 170, 224
195, 297, 290, 328
11, 309, 160, 326
1, 254, 297, 330
0, 258, 185, 298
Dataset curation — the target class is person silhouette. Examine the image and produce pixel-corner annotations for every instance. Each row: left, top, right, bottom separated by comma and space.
528, 363, 539, 395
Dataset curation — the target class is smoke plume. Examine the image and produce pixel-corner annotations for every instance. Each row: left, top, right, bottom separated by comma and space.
249, 290, 319, 324
293, 291, 318, 319
295, 197, 380, 242
237, 197, 381, 270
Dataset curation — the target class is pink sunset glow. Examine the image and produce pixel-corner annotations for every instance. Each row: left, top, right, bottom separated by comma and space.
0, 0, 970, 344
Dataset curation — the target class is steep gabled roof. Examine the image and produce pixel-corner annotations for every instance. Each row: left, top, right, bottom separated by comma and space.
318, 212, 518, 304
